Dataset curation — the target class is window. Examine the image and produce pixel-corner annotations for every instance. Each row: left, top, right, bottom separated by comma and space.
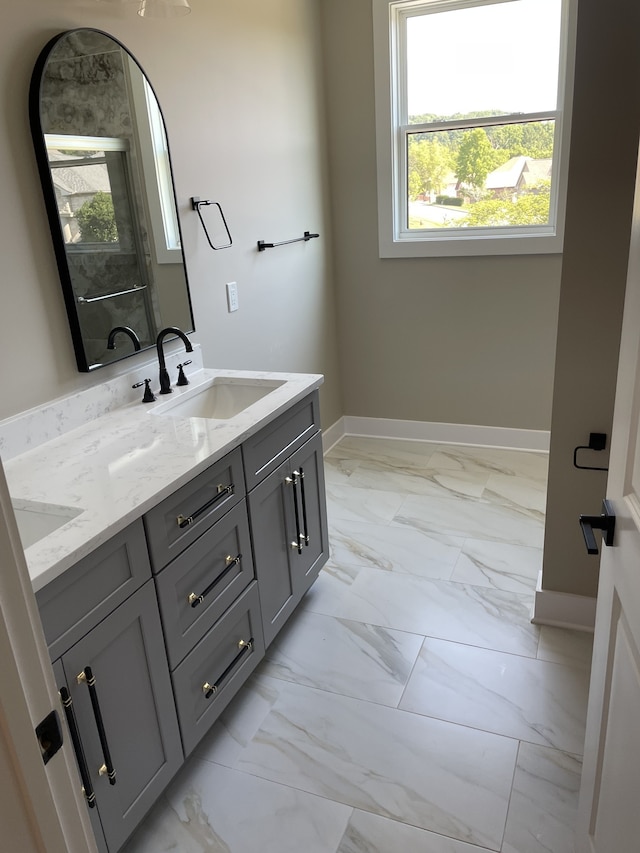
45, 135, 131, 250
372, 0, 576, 257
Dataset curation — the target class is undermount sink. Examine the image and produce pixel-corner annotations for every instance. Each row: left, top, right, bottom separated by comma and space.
12, 499, 82, 550
151, 377, 285, 420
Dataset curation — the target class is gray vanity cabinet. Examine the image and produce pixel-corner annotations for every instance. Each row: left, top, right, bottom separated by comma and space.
38, 522, 183, 853
53, 581, 183, 852
247, 429, 328, 647
34, 388, 328, 851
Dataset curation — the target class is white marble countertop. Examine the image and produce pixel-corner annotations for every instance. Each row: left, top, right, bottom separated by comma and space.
3, 366, 323, 592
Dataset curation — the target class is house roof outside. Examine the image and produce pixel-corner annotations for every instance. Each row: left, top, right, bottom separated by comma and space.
522, 157, 552, 186
485, 155, 552, 191
485, 155, 527, 190
48, 150, 111, 198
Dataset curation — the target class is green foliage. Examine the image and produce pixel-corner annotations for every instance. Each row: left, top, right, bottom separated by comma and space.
463, 182, 551, 227
487, 122, 554, 159
76, 191, 118, 243
407, 137, 452, 200
408, 115, 555, 162
406, 112, 555, 227
455, 129, 498, 191
436, 196, 463, 206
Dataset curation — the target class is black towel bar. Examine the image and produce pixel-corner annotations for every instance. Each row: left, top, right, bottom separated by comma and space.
257, 231, 319, 252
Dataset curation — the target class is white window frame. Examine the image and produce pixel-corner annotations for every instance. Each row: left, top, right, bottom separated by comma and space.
127, 65, 183, 265
372, 0, 577, 257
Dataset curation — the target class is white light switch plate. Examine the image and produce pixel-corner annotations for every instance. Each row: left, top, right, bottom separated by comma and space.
226, 281, 239, 312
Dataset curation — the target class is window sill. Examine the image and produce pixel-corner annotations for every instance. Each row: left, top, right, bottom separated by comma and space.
378, 230, 564, 258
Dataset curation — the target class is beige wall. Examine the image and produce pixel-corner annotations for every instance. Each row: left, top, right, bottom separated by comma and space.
542, 0, 640, 597
0, 0, 342, 427
320, 0, 561, 430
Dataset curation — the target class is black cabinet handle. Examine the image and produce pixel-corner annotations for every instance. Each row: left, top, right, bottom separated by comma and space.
77, 667, 116, 786
286, 472, 303, 554
202, 639, 253, 699
579, 499, 616, 555
59, 687, 96, 808
296, 468, 310, 547
176, 483, 234, 529
188, 554, 242, 607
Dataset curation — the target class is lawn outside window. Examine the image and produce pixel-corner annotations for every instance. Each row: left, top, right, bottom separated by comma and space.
372, 0, 577, 257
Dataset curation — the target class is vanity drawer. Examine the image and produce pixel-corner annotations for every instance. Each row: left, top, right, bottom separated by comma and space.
172, 581, 265, 756
144, 447, 244, 572
36, 520, 151, 661
242, 391, 320, 490
155, 500, 254, 669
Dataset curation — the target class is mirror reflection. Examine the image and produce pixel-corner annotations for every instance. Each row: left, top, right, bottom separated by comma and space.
30, 29, 194, 371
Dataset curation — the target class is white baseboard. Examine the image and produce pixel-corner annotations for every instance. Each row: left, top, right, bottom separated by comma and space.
322, 417, 346, 454
531, 571, 596, 632
323, 416, 549, 453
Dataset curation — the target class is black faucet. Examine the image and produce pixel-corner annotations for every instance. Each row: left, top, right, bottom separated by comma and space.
156, 327, 193, 394
106, 326, 141, 351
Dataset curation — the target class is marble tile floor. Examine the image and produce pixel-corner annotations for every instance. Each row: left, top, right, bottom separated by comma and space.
122, 437, 593, 853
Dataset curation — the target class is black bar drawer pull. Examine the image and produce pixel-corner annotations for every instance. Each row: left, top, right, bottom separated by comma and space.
296, 468, 310, 547
579, 499, 616, 555
286, 472, 303, 554
188, 554, 242, 607
77, 667, 116, 786
59, 687, 96, 808
177, 483, 234, 529
202, 638, 253, 699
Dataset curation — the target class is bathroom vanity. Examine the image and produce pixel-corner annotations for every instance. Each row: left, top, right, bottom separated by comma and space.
2, 354, 328, 853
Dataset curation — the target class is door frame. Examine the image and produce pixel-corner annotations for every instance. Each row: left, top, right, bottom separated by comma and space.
0, 458, 98, 853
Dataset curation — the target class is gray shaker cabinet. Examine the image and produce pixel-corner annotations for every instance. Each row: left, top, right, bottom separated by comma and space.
53, 581, 183, 853
36, 389, 328, 851
247, 429, 328, 647
38, 523, 183, 853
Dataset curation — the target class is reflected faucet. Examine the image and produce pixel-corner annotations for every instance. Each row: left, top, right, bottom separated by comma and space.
107, 326, 141, 352
156, 327, 193, 394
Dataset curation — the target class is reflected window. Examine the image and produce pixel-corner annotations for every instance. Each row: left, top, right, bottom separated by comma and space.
45, 135, 133, 249
144, 78, 181, 254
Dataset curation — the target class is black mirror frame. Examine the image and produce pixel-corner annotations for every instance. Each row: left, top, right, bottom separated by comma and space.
28, 28, 195, 372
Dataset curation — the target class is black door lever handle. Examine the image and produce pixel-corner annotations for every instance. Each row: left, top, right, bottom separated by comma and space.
579, 499, 616, 555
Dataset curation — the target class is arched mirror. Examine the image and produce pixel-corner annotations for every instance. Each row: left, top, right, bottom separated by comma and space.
29, 29, 194, 372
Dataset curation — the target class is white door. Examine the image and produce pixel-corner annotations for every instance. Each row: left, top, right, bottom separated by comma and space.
0, 460, 99, 853
575, 155, 640, 851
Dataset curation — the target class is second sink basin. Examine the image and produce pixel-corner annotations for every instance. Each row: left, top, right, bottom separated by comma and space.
151, 377, 285, 420
12, 499, 82, 550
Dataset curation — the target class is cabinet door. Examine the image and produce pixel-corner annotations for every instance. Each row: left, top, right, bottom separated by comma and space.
247, 456, 296, 646
60, 582, 183, 853
288, 431, 329, 598
248, 431, 328, 647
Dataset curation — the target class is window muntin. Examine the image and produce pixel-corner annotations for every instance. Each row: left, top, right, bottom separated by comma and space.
374, 0, 575, 256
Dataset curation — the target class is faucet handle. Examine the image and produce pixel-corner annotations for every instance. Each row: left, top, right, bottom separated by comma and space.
132, 379, 156, 403
176, 360, 192, 387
